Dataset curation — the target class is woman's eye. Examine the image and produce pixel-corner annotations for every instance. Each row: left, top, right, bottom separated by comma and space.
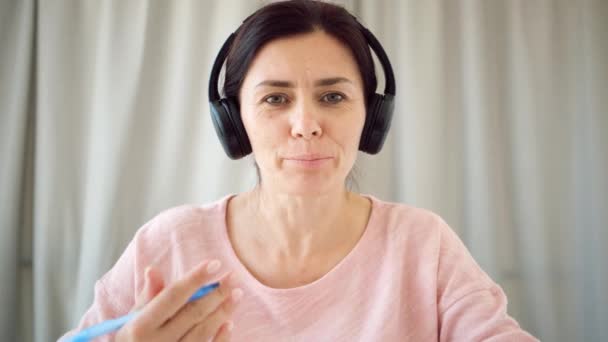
264, 95, 288, 105
322, 93, 344, 103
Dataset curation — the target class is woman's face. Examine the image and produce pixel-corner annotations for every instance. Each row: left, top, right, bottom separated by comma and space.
239, 30, 366, 196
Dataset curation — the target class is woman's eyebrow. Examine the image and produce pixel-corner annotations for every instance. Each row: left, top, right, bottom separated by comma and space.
314, 77, 353, 87
255, 77, 354, 88
256, 80, 294, 88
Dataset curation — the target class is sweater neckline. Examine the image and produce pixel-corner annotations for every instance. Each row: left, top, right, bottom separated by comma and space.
216, 193, 380, 296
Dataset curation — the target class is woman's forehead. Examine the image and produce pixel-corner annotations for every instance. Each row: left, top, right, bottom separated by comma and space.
242, 31, 363, 88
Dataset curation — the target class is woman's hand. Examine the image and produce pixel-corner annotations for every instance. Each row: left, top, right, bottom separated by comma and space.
116, 260, 243, 341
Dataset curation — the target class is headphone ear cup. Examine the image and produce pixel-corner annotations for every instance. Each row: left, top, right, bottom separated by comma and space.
359, 93, 395, 154
209, 98, 252, 159
224, 98, 252, 157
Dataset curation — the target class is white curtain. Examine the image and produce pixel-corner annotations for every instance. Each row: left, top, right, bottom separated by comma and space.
1, 1, 606, 341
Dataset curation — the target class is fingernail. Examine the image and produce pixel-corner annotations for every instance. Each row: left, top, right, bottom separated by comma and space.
226, 320, 234, 331
206, 260, 221, 274
232, 288, 244, 302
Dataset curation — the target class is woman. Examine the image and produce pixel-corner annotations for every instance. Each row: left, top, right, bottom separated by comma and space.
62, 1, 538, 341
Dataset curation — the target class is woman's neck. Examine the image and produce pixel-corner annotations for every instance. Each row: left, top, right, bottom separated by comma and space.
244, 186, 355, 260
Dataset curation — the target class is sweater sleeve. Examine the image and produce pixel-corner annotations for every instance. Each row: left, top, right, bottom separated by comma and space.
57, 277, 130, 341
434, 216, 539, 342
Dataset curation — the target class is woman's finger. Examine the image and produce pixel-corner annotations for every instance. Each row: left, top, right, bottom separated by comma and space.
135, 259, 223, 330
163, 273, 238, 338
212, 321, 234, 342
177, 287, 242, 342
132, 266, 165, 311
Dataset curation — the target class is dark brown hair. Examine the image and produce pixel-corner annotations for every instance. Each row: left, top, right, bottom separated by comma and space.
223, 0, 377, 106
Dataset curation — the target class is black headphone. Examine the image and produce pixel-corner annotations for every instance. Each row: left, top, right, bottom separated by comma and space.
208, 17, 396, 160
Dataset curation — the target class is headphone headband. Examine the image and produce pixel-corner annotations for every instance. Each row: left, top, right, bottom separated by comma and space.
355, 21, 396, 96
208, 33, 235, 101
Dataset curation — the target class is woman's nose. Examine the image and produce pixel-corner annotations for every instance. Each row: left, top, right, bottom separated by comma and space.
290, 103, 322, 140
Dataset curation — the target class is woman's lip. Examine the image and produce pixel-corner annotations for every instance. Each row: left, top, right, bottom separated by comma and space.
284, 155, 332, 161
283, 156, 333, 168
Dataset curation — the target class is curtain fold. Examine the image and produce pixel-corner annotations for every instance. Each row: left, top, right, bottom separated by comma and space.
0, 1, 36, 341
1, 1, 606, 341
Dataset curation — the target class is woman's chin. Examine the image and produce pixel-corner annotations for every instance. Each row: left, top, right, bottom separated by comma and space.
257, 166, 350, 196
277, 176, 345, 197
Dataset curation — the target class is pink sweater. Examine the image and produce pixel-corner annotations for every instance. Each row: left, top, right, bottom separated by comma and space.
61, 194, 538, 341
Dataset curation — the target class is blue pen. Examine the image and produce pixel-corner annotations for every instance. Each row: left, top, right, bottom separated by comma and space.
68, 281, 220, 342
